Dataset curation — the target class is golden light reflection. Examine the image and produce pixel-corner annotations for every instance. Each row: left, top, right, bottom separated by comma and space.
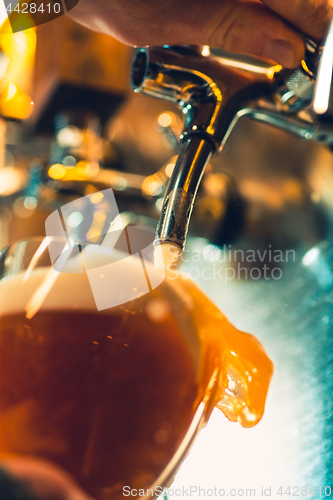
90, 192, 104, 204
86, 211, 107, 242
48, 164, 67, 180
25, 266, 60, 319
0, 16, 36, 120
6, 82, 17, 100
142, 170, 166, 197
0, 166, 26, 195
313, 16, 333, 114
266, 64, 282, 80
157, 112, 173, 128
23, 237, 52, 283
165, 162, 175, 177
57, 126, 83, 148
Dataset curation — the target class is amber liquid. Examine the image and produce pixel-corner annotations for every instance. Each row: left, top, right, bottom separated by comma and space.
0, 309, 199, 498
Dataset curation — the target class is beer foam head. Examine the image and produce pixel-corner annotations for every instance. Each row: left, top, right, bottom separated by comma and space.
0, 247, 165, 316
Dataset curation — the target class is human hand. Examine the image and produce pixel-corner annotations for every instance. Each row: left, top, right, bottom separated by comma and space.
68, 0, 332, 68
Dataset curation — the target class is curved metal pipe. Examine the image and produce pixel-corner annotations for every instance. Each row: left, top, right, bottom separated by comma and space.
131, 42, 326, 251
156, 136, 214, 249
131, 46, 272, 250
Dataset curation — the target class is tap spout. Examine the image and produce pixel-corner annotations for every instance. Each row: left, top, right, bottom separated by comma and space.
156, 136, 214, 250
131, 45, 273, 250
131, 44, 324, 251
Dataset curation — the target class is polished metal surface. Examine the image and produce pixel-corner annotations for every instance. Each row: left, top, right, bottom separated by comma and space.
131, 18, 333, 251
156, 137, 213, 248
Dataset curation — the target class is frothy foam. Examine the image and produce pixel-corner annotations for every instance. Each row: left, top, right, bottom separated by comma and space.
0, 248, 165, 316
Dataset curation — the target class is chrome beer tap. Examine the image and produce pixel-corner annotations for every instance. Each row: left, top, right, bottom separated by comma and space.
131, 19, 333, 252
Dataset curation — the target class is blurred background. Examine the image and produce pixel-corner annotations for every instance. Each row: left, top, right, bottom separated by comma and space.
0, 11, 333, 498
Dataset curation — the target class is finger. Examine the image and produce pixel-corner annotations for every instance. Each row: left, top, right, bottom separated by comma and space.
205, 0, 305, 67
261, 0, 332, 42
0, 457, 94, 500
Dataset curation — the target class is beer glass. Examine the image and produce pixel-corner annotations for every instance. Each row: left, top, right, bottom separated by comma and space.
0, 236, 273, 500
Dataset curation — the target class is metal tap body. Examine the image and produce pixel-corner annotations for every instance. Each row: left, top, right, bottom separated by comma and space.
131, 43, 331, 250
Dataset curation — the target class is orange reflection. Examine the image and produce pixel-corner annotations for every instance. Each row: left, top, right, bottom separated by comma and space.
0, 10, 36, 120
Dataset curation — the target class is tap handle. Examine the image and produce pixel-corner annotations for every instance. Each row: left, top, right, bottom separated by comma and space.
312, 16, 333, 115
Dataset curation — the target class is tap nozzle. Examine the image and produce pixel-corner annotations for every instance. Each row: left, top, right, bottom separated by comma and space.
131, 46, 268, 250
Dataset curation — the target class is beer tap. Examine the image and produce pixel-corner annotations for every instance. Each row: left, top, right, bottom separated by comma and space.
130, 18, 333, 252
